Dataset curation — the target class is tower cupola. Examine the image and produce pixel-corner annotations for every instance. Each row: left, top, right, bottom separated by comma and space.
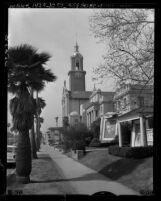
74, 42, 79, 52
68, 42, 86, 91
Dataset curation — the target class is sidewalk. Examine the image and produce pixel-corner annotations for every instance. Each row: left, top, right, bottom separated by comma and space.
6, 145, 140, 195
6, 146, 76, 195
46, 145, 140, 195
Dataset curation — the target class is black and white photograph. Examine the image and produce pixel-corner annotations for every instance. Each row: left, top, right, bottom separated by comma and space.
3, 4, 155, 198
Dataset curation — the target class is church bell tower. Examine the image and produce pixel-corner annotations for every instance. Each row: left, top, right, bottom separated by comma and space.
68, 42, 86, 91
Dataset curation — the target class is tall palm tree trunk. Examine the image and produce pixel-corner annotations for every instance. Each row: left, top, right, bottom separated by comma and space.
30, 89, 38, 159
7, 44, 57, 183
36, 91, 40, 151
36, 116, 40, 151
16, 130, 31, 184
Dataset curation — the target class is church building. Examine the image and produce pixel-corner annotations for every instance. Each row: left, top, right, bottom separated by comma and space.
62, 43, 92, 125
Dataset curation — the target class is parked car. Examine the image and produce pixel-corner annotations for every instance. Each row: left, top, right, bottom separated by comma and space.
7, 145, 16, 164
0, 160, 5, 195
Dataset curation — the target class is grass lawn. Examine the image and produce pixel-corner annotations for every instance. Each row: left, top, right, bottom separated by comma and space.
7, 151, 75, 194
78, 149, 153, 194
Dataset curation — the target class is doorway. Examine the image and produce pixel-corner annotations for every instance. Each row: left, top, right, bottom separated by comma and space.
121, 121, 132, 146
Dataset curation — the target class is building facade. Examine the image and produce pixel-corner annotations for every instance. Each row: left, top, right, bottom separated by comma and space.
99, 84, 154, 145
113, 84, 154, 114
47, 127, 63, 145
114, 84, 153, 147
62, 43, 92, 125
61, 44, 154, 147
81, 87, 114, 129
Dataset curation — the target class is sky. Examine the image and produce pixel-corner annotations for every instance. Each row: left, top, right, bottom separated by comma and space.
8, 8, 115, 133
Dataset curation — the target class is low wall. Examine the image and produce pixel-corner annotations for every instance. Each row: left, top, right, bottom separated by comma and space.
71, 150, 85, 160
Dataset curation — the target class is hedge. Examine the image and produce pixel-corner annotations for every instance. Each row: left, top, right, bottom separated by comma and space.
72, 140, 86, 151
108, 145, 153, 158
89, 138, 101, 147
100, 136, 119, 147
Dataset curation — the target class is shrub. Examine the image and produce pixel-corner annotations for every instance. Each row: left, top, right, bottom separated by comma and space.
89, 138, 101, 147
99, 135, 119, 147
110, 135, 119, 144
108, 145, 153, 158
62, 139, 72, 152
90, 118, 101, 139
85, 136, 92, 146
62, 123, 92, 150
62, 116, 69, 128
72, 140, 86, 151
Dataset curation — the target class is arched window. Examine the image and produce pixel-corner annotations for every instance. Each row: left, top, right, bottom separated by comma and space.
76, 60, 79, 70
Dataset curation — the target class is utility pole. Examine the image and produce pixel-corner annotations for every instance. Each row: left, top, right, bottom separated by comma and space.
55, 116, 59, 127
36, 90, 40, 151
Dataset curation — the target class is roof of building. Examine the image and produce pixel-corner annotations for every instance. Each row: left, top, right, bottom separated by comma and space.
71, 42, 83, 58
90, 89, 114, 98
70, 111, 79, 116
69, 91, 92, 99
71, 52, 83, 58
84, 101, 99, 110
101, 91, 115, 95
114, 84, 153, 100
117, 106, 153, 121
48, 127, 63, 131
104, 112, 118, 117
130, 84, 153, 90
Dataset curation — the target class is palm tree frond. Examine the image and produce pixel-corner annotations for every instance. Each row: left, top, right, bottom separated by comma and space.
29, 81, 46, 92
8, 44, 38, 66
8, 44, 57, 133
36, 52, 51, 64
38, 98, 46, 108
40, 69, 57, 82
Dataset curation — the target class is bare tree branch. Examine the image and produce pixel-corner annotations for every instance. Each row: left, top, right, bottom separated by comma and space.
90, 9, 154, 88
